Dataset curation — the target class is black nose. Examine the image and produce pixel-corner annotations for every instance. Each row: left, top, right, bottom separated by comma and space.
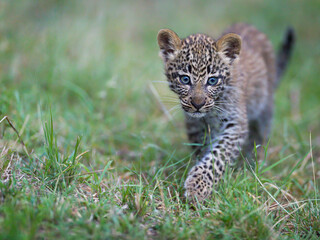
191, 99, 205, 110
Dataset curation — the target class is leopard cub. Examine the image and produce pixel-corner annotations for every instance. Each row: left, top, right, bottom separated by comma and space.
157, 23, 294, 202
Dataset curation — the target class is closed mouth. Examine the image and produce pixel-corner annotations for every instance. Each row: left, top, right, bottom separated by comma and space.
186, 111, 206, 118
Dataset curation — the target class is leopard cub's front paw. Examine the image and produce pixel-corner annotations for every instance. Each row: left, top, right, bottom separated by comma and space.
184, 163, 214, 202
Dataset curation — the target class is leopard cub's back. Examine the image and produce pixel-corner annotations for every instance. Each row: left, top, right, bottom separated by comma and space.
224, 23, 277, 120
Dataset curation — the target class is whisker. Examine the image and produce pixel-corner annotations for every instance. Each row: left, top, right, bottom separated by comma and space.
213, 105, 232, 117
160, 100, 180, 104
160, 97, 179, 100
169, 105, 181, 113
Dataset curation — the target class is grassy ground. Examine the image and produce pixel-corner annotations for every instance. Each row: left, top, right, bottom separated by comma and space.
0, 0, 320, 239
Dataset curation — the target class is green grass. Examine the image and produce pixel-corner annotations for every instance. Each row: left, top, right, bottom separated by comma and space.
0, 0, 320, 239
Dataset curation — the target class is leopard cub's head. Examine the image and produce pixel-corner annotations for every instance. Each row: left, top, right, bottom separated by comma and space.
157, 29, 241, 118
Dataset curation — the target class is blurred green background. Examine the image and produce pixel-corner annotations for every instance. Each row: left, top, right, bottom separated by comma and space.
0, 0, 319, 238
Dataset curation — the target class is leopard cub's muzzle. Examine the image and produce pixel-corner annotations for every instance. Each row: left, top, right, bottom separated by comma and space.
190, 95, 206, 111
181, 95, 209, 118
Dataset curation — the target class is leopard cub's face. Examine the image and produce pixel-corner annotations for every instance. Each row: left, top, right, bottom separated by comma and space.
157, 29, 241, 118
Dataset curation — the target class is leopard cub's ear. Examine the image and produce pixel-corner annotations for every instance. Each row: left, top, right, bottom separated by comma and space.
157, 29, 182, 63
215, 33, 241, 64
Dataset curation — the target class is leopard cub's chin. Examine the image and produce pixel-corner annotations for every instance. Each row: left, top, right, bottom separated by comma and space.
185, 112, 207, 118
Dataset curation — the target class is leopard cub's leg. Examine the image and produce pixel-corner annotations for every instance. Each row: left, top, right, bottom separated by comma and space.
184, 117, 248, 202
184, 150, 228, 202
184, 152, 214, 202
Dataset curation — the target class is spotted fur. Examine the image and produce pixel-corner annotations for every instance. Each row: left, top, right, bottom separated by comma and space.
157, 23, 295, 202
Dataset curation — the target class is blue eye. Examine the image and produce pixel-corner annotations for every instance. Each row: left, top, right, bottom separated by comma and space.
207, 77, 219, 86
179, 75, 191, 85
